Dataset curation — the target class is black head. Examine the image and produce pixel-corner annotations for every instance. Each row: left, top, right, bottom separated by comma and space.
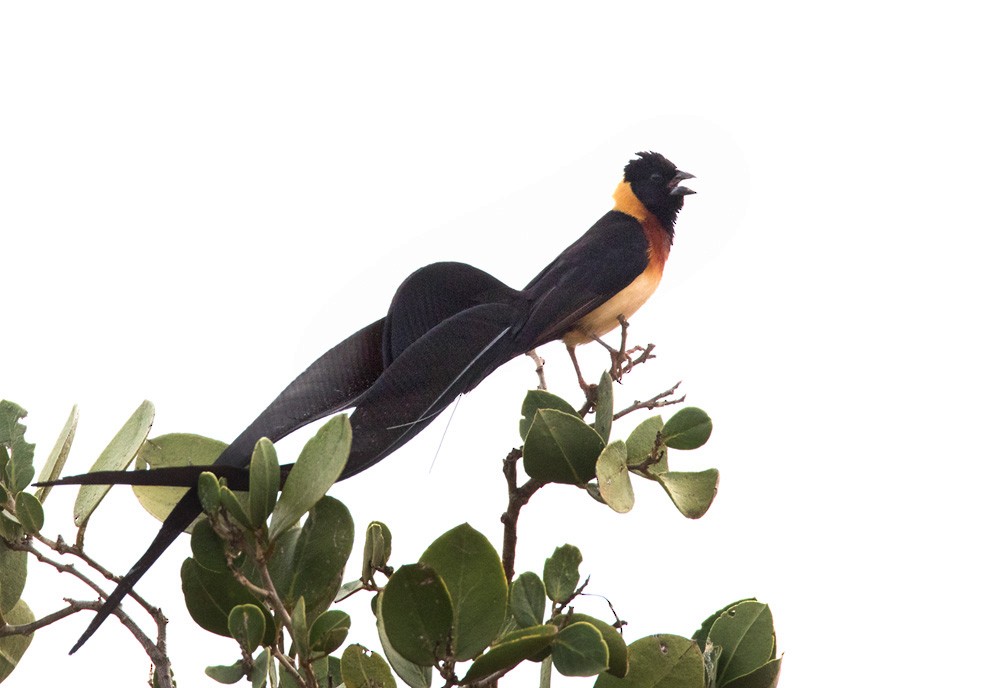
623, 151, 695, 228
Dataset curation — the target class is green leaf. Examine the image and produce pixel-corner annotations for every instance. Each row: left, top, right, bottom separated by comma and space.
362, 520, 392, 585
510, 571, 546, 628
543, 544, 582, 604
205, 661, 245, 684
0, 400, 35, 493
552, 613, 627, 678
270, 415, 351, 537
285, 496, 354, 616
248, 438, 280, 528
625, 415, 664, 467
14, 492, 44, 534
520, 390, 577, 440
340, 644, 397, 688
74, 400, 154, 528
596, 441, 634, 513
419, 523, 507, 661
133, 433, 227, 529
380, 563, 454, 666
33, 404, 78, 503
722, 657, 782, 688
190, 519, 229, 572
594, 634, 704, 688
250, 648, 271, 688
198, 470, 222, 514
0, 599, 34, 682
706, 601, 775, 687
290, 597, 310, 657
310, 609, 351, 655
375, 592, 433, 688
551, 621, 608, 677
220, 486, 253, 529
594, 371, 614, 443
0, 539, 28, 615
180, 558, 276, 641
661, 407, 712, 450
461, 624, 558, 684
654, 469, 719, 519
692, 598, 758, 652
228, 603, 267, 653
523, 409, 605, 485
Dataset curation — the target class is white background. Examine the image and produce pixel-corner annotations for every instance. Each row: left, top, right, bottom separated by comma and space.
3, 2, 999, 686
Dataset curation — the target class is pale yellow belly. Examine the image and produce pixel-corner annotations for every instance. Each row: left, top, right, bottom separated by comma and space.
562, 267, 662, 346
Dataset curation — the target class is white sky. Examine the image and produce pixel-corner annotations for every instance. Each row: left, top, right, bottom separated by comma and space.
3, 2, 999, 686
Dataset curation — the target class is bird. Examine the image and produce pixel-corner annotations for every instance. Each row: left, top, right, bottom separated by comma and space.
39, 150, 695, 652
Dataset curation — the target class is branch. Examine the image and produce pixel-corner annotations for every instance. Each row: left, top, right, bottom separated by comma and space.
613, 381, 685, 420
499, 449, 544, 582
6, 536, 173, 684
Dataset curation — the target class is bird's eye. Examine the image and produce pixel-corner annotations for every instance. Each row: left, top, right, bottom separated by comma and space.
650, 173, 664, 183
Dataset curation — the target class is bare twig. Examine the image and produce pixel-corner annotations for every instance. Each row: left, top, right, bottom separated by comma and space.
613, 381, 685, 420
526, 349, 547, 390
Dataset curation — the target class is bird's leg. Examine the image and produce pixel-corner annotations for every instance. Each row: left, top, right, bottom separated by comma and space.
526, 349, 547, 390
566, 343, 599, 405
593, 316, 656, 381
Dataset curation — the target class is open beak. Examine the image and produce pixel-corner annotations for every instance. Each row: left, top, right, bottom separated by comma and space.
669, 170, 696, 196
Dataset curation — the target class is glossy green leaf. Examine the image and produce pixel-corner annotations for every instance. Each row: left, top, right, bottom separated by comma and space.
596, 441, 634, 513
419, 523, 507, 661
74, 400, 154, 527
310, 609, 351, 655
625, 415, 664, 468
723, 657, 782, 688
594, 372, 614, 443
654, 469, 719, 519
552, 613, 627, 678
362, 520, 392, 584
0, 400, 35, 494
341, 644, 397, 688
462, 624, 558, 683
132, 433, 227, 529
205, 660, 245, 684
14, 491, 44, 534
228, 603, 267, 653
543, 544, 582, 603
290, 597, 310, 656
0, 599, 34, 682
248, 438, 279, 528
594, 634, 704, 688
260, 526, 299, 601
220, 486, 253, 529
286, 496, 354, 616
180, 558, 275, 641
0, 539, 28, 614
707, 601, 775, 687
381, 563, 454, 666
551, 621, 608, 677
190, 519, 229, 573
510, 571, 546, 628
198, 471, 222, 514
520, 390, 577, 440
270, 415, 351, 537
375, 592, 433, 688
661, 407, 712, 450
33, 404, 78, 503
692, 598, 757, 652
249, 648, 271, 688
523, 409, 604, 485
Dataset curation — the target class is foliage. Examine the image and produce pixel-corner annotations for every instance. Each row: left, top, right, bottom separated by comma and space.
0, 369, 781, 686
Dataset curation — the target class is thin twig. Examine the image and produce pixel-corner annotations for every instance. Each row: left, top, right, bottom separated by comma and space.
526, 350, 547, 390
613, 381, 685, 420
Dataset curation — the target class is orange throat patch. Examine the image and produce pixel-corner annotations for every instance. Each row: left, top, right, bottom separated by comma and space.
562, 181, 671, 346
